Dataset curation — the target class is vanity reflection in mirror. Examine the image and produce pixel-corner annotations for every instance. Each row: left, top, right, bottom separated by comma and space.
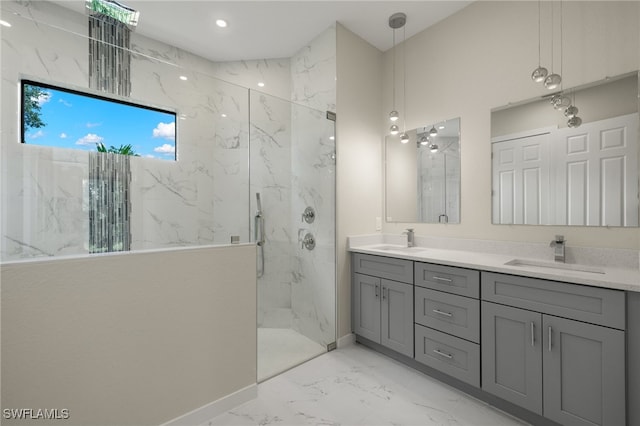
386, 118, 460, 224
491, 72, 639, 227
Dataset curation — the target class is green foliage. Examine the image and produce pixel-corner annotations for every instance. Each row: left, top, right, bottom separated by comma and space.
96, 142, 140, 156
23, 85, 47, 134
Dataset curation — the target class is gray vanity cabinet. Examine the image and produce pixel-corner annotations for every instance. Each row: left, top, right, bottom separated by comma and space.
482, 272, 626, 426
352, 254, 414, 358
543, 315, 625, 426
481, 301, 543, 414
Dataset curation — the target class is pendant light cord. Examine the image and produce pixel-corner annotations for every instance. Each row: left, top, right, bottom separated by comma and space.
392, 29, 396, 112
550, 1, 554, 73
402, 25, 406, 133
537, 0, 542, 67
560, 0, 563, 88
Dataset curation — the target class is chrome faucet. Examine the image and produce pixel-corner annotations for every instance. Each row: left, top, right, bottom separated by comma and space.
550, 235, 565, 263
404, 228, 415, 247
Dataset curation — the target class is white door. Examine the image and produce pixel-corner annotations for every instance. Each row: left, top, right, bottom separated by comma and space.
492, 133, 551, 225
552, 113, 638, 226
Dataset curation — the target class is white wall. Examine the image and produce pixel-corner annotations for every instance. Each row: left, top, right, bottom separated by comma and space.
1, 245, 256, 426
381, 1, 640, 250
336, 24, 383, 339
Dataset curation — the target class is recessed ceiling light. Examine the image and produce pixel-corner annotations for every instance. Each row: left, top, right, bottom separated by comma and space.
179, 75, 188, 81
0, 20, 11, 28
438, 125, 445, 130
221, 113, 227, 118
216, 19, 227, 28
257, 82, 265, 87
329, 136, 335, 141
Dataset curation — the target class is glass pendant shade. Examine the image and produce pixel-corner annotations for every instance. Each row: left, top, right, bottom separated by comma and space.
390, 124, 399, 135
429, 143, 439, 153
419, 135, 429, 145
389, 110, 399, 122
564, 105, 578, 118
567, 116, 582, 128
551, 95, 571, 110
544, 73, 562, 90
429, 126, 438, 137
531, 66, 548, 83
400, 132, 409, 144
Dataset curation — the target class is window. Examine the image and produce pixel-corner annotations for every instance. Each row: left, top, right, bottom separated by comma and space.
21, 80, 176, 160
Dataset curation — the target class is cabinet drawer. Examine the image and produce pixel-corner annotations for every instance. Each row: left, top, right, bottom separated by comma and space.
482, 272, 625, 330
415, 287, 480, 343
353, 253, 413, 284
415, 263, 480, 298
415, 324, 480, 387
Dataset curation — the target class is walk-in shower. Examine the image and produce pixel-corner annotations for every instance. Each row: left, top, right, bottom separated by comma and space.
2, 0, 337, 384
249, 92, 336, 381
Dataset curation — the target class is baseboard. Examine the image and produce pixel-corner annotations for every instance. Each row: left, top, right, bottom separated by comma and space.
160, 384, 257, 426
336, 333, 355, 348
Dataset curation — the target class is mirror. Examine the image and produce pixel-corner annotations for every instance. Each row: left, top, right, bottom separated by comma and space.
491, 72, 639, 227
385, 118, 460, 223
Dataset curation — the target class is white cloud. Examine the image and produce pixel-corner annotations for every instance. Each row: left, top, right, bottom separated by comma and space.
152, 122, 175, 140
86, 122, 102, 128
59, 133, 67, 139
153, 143, 175, 154
59, 99, 72, 107
35, 92, 51, 106
76, 133, 104, 146
28, 130, 45, 139
145, 154, 156, 159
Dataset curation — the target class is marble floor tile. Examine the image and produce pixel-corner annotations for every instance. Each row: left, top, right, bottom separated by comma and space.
207, 343, 530, 426
258, 327, 326, 382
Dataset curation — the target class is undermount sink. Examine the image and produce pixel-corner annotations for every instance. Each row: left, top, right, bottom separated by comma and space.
505, 258, 605, 274
370, 245, 427, 253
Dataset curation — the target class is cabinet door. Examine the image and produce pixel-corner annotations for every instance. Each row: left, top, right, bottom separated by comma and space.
543, 316, 626, 426
353, 273, 381, 343
381, 279, 414, 357
481, 302, 543, 414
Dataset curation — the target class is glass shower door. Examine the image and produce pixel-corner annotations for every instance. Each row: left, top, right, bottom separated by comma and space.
249, 90, 336, 381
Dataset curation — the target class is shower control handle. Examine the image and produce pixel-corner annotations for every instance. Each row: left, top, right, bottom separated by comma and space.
302, 206, 316, 224
302, 233, 315, 251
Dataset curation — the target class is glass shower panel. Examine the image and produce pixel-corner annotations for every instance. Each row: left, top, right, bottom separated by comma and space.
250, 90, 335, 381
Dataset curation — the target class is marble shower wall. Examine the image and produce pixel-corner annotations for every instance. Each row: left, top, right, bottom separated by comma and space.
289, 26, 337, 346
417, 138, 460, 224
1, 2, 90, 259
250, 92, 293, 328
0, 1, 246, 259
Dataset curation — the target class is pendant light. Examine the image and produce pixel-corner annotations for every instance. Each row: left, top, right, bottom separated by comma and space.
429, 126, 438, 137
531, 0, 548, 83
544, 1, 562, 90
389, 12, 406, 135
566, 90, 582, 128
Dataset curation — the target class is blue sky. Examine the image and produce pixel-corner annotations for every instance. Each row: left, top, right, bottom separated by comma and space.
23, 83, 176, 160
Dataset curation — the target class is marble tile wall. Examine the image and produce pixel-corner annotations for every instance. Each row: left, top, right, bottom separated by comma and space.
417, 138, 460, 223
1, 2, 90, 259
288, 25, 337, 346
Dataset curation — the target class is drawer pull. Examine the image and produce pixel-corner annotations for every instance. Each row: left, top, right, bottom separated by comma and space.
433, 349, 453, 359
432, 309, 453, 318
432, 276, 453, 283
548, 326, 553, 352
375, 284, 379, 298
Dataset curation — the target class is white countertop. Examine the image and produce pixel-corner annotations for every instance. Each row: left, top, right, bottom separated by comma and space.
349, 243, 640, 293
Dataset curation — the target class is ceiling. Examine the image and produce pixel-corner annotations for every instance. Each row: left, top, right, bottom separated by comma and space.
50, 1, 471, 62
